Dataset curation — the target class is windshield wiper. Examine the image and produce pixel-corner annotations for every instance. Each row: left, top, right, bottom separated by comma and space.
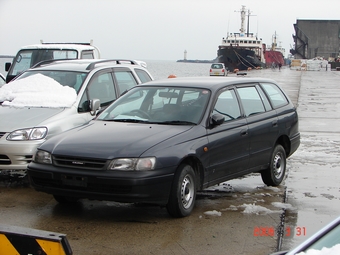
108, 119, 149, 123
161, 120, 196, 125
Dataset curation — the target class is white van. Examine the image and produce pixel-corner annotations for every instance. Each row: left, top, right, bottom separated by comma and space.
5, 41, 100, 83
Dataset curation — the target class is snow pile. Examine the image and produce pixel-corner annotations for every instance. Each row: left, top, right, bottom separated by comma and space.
0, 74, 77, 108
241, 203, 279, 215
204, 210, 222, 216
296, 244, 340, 255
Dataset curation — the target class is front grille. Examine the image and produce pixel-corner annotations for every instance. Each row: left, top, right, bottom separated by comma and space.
53, 155, 107, 170
31, 175, 132, 194
0, 155, 11, 165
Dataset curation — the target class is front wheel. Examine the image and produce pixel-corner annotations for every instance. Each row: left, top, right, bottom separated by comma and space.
166, 164, 196, 218
261, 144, 286, 186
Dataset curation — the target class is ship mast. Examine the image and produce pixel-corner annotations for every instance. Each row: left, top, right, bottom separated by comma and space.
272, 31, 277, 50
238, 5, 256, 37
239, 5, 246, 35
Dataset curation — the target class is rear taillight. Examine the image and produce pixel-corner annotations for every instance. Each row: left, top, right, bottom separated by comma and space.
222, 69, 225, 73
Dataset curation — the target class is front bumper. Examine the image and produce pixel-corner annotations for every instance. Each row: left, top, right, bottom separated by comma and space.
0, 138, 43, 170
27, 162, 175, 205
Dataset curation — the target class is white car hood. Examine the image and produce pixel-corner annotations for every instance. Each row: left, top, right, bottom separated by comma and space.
0, 106, 65, 132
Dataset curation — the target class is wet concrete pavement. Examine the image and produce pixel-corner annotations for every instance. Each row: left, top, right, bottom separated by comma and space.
0, 68, 339, 255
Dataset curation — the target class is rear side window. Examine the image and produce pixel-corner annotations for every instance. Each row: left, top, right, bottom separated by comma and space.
237, 86, 265, 117
135, 69, 152, 83
81, 51, 94, 59
114, 71, 138, 95
261, 83, 288, 108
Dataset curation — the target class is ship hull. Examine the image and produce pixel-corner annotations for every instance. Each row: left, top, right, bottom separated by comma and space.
218, 47, 265, 72
264, 50, 284, 67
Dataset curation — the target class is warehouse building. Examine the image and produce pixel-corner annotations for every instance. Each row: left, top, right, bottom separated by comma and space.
291, 20, 340, 61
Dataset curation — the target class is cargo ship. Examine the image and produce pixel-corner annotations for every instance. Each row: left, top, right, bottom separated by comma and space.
264, 32, 285, 68
217, 5, 265, 72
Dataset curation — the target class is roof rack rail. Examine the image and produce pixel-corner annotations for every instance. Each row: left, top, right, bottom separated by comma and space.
31, 58, 74, 68
86, 59, 139, 70
41, 42, 92, 46
40, 40, 92, 46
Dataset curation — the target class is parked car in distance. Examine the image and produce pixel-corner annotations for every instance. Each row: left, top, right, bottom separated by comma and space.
209, 63, 227, 76
0, 73, 5, 87
0, 59, 153, 179
27, 76, 300, 217
5, 41, 101, 83
272, 216, 340, 255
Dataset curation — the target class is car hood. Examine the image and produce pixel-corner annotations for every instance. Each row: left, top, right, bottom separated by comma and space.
45, 121, 194, 158
0, 106, 65, 131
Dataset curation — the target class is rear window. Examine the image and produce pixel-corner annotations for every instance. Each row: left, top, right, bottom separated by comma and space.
211, 64, 224, 69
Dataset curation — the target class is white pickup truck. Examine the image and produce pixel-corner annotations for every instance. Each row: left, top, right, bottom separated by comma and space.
5, 40, 100, 83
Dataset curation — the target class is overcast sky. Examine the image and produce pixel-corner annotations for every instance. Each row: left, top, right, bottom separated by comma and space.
1, 0, 339, 61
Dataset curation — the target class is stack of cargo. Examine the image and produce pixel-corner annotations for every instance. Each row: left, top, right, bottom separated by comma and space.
306, 59, 321, 71
290, 59, 329, 71
290, 59, 302, 70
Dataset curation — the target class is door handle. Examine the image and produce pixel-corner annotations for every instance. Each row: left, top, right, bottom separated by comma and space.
240, 129, 248, 136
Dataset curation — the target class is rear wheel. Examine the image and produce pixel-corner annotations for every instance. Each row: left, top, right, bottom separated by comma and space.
166, 164, 196, 218
261, 144, 286, 186
53, 195, 79, 204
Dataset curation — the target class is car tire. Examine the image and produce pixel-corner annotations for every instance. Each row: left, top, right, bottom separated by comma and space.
261, 144, 286, 186
166, 164, 196, 218
53, 195, 79, 204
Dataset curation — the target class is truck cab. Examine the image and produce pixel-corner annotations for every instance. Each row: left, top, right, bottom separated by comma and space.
5, 41, 100, 83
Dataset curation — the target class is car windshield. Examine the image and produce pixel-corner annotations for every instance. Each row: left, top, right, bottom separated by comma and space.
305, 223, 340, 251
0, 73, 78, 108
18, 70, 87, 94
9, 49, 78, 76
97, 86, 211, 125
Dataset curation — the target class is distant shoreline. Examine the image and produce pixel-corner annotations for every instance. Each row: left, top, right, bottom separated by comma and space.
176, 59, 215, 64
0, 55, 14, 58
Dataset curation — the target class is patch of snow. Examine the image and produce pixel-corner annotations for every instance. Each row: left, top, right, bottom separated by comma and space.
296, 244, 340, 255
222, 205, 238, 211
204, 210, 222, 216
272, 202, 296, 210
264, 186, 281, 192
0, 74, 77, 108
241, 203, 279, 215
222, 203, 280, 215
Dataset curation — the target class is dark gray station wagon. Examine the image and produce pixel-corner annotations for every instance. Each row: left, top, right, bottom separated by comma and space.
28, 77, 300, 217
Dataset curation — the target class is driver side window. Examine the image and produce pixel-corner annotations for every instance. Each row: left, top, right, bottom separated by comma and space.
78, 72, 117, 113
213, 89, 241, 122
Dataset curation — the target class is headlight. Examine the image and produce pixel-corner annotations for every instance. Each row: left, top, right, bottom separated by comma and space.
7, 127, 48, 141
108, 157, 156, 171
33, 150, 52, 164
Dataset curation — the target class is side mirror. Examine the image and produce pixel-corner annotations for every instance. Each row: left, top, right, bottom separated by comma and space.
90, 99, 100, 116
210, 113, 225, 126
5, 62, 11, 72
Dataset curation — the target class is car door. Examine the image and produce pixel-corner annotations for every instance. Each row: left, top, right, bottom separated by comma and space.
206, 88, 249, 185
236, 84, 278, 170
